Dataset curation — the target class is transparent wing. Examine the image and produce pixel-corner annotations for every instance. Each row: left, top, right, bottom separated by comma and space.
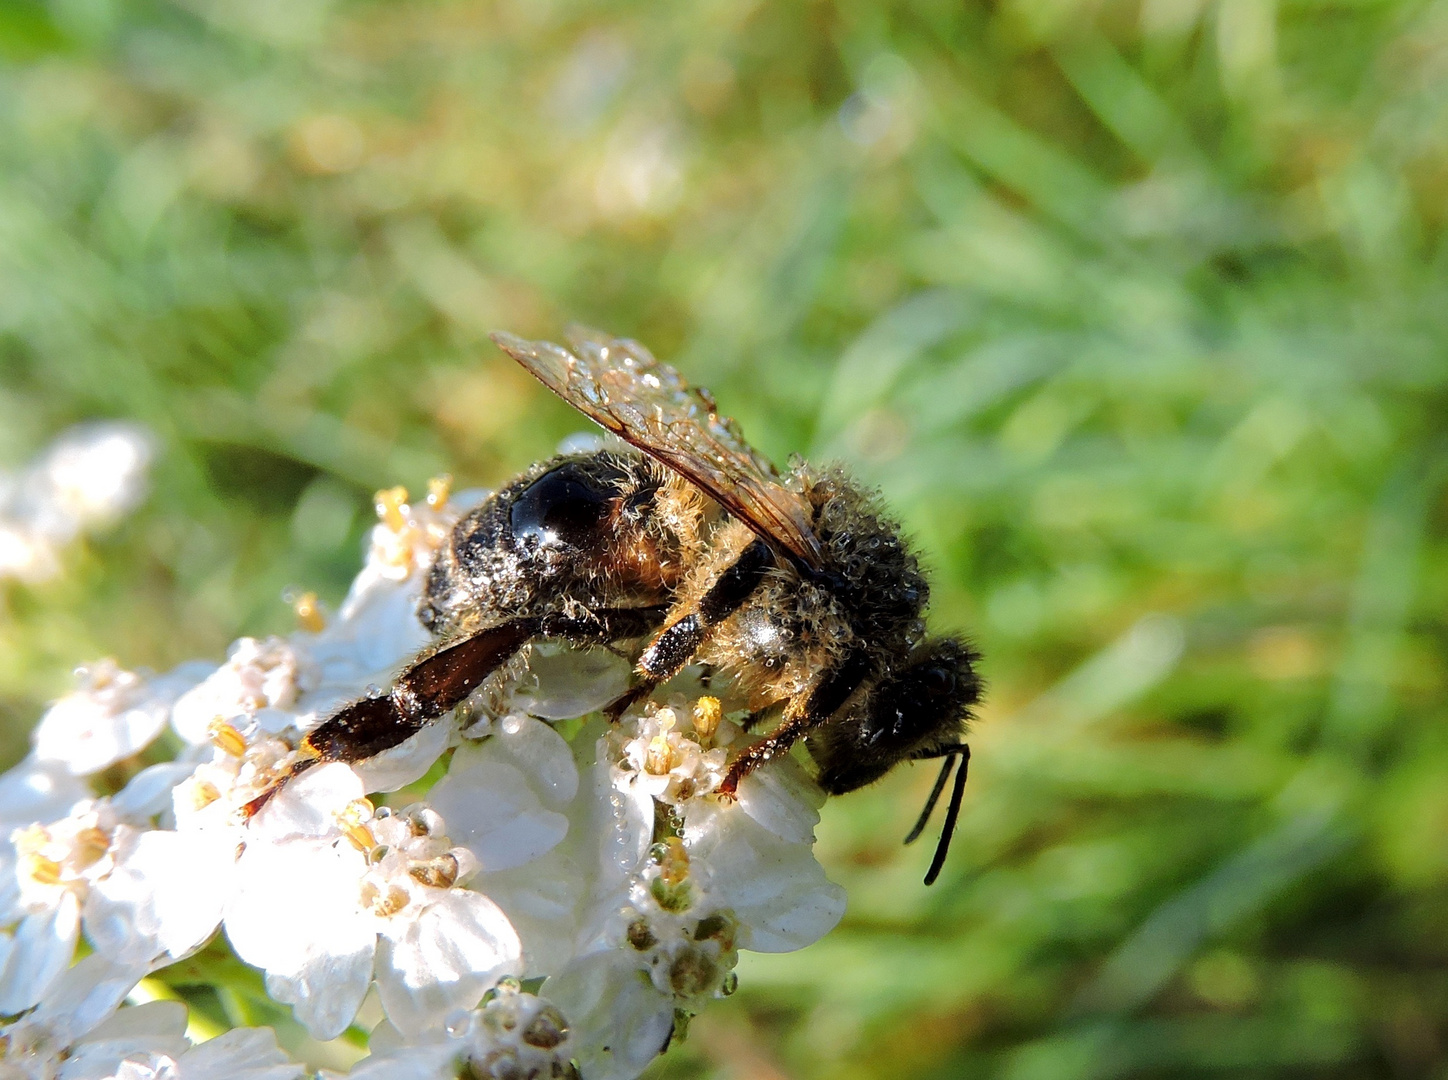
492, 327, 825, 570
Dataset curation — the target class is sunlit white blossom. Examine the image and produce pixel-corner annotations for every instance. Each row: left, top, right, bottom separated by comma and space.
170, 637, 318, 747
0, 423, 153, 585
0, 953, 304, 1080
226, 764, 521, 1040
35, 661, 208, 778
0, 759, 237, 1013
347, 980, 579, 1080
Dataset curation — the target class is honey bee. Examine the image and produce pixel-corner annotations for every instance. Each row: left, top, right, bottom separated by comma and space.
248, 328, 982, 884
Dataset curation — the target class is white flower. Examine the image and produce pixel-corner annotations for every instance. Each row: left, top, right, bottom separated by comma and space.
0, 757, 91, 917
541, 700, 844, 1080
347, 981, 579, 1080
0, 954, 161, 1080
0, 801, 124, 1013
613, 702, 729, 806
170, 638, 318, 747
0, 760, 235, 1014
0, 423, 153, 585
89, 1026, 306, 1080
459, 717, 653, 978
225, 764, 522, 1040
0, 954, 303, 1080
34, 661, 209, 778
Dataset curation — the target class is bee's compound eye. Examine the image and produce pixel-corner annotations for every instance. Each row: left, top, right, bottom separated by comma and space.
510, 463, 616, 551
922, 665, 956, 697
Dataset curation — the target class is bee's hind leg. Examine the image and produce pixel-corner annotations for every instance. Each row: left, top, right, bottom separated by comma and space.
241, 618, 543, 819
243, 606, 671, 819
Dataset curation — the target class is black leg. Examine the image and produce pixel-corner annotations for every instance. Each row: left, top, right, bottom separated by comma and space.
741, 706, 775, 732
243, 606, 669, 818
610, 539, 775, 720
719, 653, 873, 796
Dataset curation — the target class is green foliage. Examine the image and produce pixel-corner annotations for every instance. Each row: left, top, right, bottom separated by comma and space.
2, 0, 1446, 1075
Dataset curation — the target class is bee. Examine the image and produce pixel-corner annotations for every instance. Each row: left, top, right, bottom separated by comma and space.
247, 328, 982, 884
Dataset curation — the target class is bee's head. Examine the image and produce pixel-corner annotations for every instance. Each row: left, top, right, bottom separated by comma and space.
812, 636, 982, 796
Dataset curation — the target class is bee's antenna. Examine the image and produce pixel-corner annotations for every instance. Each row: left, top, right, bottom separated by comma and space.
904, 755, 957, 845
923, 747, 969, 886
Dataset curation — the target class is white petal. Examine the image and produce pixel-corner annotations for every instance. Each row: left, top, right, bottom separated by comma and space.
375, 889, 521, 1037
265, 946, 374, 1042
346, 1034, 460, 1080
351, 716, 454, 795
733, 752, 824, 845
178, 1026, 307, 1080
28, 954, 151, 1045
457, 714, 579, 807
248, 763, 363, 842
542, 951, 674, 1080
310, 572, 430, 682
473, 847, 589, 976
589, 756, 653, 886
428, 759, 567, 872
224, 837, 375, 1039
510, 643, 630, 721
0, 888, 81, 1013
109, 762, 197, 821
62, 1000, 189, 1075
86, 827, 236, 964
34, 693, 169, 777
0, 755, 89, 825
685, 806, 846, 953
225, 838, 369, 975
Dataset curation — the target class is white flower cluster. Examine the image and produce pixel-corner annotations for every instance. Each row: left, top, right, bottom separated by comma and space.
0, 478, 845, 1079
0, 423, 154, 584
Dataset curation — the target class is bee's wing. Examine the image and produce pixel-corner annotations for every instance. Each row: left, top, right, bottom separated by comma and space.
492, 327, 825, 570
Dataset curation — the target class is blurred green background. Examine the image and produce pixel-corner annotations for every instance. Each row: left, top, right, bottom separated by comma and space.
2, 0, 1446, 1076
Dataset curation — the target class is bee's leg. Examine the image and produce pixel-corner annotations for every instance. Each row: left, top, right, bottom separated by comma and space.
718, 653, 872, 796
741, 705, 777, 732
241, 618, 543, 819
242, 606, 671, 819
308, 605, 667, 768
536, 605, 671, 647
605, 538, 775, 721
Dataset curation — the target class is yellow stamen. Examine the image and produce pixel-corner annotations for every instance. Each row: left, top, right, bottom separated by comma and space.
23, 854, 63, 887
186, 779, 222, 812
361, 880, 410, 917
72, 826, 112, 869
344, 823, 377, 852
426, 473, 453, 507
692, 696, 722, 741
645, 736, 676, 775
293, 591, 325, 633
208, 718, 248, 757
659, 836, 690, 886
375, 485, 409, 531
